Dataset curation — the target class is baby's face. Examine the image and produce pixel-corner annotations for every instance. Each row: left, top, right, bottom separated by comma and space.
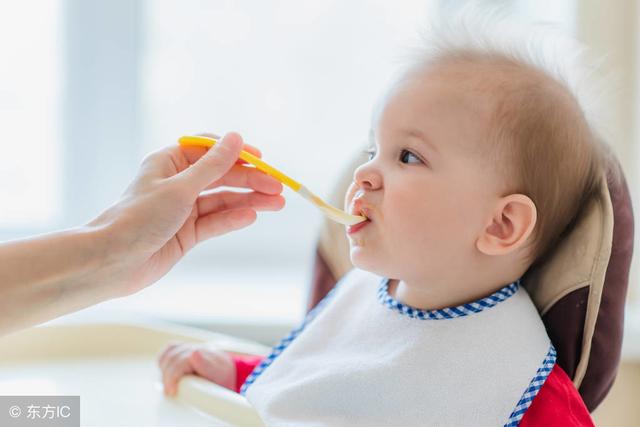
345, 66, 504, 283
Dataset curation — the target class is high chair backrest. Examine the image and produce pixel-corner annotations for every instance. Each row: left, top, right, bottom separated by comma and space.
307, 150, 634, 412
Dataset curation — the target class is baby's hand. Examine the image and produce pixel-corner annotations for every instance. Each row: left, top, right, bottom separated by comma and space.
158, 342, 236, 396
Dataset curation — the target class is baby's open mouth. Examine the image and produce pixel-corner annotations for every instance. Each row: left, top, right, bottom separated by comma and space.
347, 217, 370, 234
349, 206, 370, 221
347, 205, 372, 234
358, 207, 371, 221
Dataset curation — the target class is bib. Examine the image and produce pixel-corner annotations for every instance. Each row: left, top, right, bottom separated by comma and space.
244, 269, 554, 427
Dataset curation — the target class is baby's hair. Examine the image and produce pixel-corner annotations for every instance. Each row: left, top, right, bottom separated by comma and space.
394, 8, 612, 263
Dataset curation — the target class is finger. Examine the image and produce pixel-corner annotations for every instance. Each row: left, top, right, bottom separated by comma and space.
178, 132, 244, 192
185, 132, 262, 164
158, 344, 184, 374
197, 192, 285, 216
179, 145, 209, 167
172, 144, 257, 174
195, 208, 257, 242
180, 132, 220, 166
203, 164, 284, 195
138, 146, 194, 179
157, 343, 180, 369
240, 143, 262, 159
163, 350, 193, 395
181, 145, 259, 167
161, 346, 186, 381
197, 132, 263, 159
165, 363, 192, 396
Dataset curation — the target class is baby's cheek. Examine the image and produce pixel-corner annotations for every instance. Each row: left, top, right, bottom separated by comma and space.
389, 194, 454, 245
388, 192, 431, 224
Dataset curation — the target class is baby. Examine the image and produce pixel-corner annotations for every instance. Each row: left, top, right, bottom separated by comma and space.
159, 19, 604, 426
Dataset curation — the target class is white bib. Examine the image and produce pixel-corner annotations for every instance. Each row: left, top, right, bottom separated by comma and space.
244, 269, 554, 427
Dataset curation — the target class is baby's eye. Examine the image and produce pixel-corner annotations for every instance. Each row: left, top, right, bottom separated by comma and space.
364, 146, 377, 161
399, 149, 422, 164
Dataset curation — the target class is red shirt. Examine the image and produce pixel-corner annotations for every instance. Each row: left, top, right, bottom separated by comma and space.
232, 355, 594, 426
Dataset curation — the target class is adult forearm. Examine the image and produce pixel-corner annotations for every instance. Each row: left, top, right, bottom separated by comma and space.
0, 225, 120, 335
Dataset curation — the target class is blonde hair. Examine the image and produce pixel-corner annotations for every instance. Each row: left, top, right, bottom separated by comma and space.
397, 9, 610, 261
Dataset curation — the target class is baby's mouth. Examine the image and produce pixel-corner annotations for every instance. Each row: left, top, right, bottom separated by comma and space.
347, 204, 372, 235
349, 205, 371, 221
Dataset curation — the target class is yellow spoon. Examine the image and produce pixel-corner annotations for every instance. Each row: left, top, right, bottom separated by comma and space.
179, 135, 367, 226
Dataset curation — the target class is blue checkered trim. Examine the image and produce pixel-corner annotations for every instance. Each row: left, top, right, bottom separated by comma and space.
240, 284, 341, 395
378, 278, 519, 320
504, 345, 557, 426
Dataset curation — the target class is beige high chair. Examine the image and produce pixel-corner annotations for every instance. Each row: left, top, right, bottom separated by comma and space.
308, 149, 634, 413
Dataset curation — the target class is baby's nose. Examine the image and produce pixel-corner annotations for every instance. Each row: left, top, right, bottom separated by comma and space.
353, 163, 382, 190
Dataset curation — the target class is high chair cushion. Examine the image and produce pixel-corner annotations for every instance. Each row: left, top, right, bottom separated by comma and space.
524, 160, 634, 411
308, 151, 633, 412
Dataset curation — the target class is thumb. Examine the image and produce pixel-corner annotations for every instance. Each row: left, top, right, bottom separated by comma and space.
180, 132, 244, 192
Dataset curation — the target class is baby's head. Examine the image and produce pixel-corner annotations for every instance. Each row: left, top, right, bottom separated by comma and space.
345, 20, 606, 305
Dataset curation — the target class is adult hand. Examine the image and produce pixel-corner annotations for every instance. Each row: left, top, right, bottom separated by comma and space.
90, 132, 285, 296
0, 131, 285, 336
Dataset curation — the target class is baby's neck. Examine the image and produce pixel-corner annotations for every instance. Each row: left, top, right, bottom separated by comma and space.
387, 276, 515, 311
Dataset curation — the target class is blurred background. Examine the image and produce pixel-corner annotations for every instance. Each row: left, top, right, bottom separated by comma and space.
0, 0, 637, 423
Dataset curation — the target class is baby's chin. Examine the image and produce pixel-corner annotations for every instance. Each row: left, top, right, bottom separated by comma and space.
349, 248, 390, 278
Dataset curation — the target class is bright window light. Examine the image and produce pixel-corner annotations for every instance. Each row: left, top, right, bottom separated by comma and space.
0, 2, 61, 228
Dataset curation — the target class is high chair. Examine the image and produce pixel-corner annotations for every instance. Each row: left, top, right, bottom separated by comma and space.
309, 148, 634, 412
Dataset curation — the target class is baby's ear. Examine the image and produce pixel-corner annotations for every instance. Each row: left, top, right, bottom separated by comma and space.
476, 194, 537, 256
